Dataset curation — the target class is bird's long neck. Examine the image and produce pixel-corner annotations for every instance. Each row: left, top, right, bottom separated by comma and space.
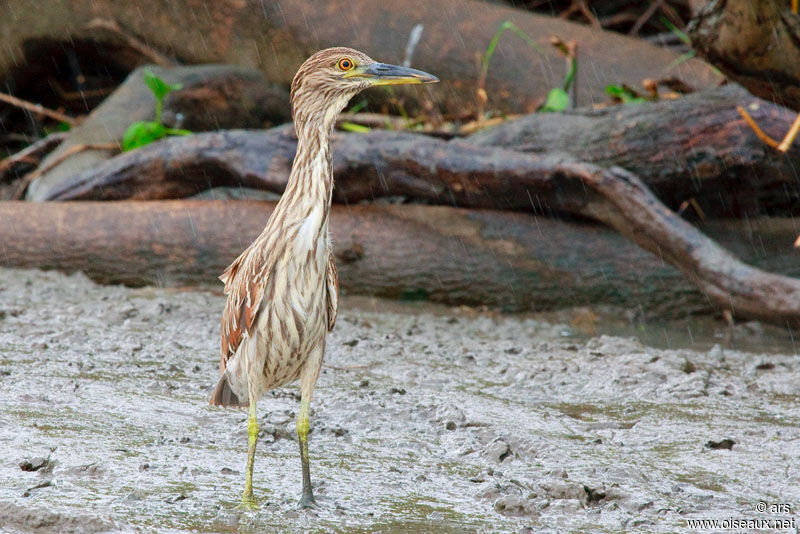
287, 115, 333, 209
268, 108, 337, 251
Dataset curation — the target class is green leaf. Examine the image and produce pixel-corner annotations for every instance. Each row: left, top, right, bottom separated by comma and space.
605, 85, 646, 104
562, 56, 577, 93
665, 50, 696, 71
42, 121, 71, 135
540, 88, 569, 112
660, 16, 690, 45
122, 121, 167, 151
348, 99, 369, 114
339, 122, 371, 133
164, 128, 193, 137
481, 20, 547, 81
143, 69, 182, 100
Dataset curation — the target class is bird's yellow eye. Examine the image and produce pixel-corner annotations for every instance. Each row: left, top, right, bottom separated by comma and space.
337, 58, 354, 71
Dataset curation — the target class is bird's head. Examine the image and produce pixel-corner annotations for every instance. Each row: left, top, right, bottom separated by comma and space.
290, 47, 438, 125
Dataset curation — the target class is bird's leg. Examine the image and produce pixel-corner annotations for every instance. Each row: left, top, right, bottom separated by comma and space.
296, 396, 316, 508
239, 400, 260, 510
297, 346, 324, 509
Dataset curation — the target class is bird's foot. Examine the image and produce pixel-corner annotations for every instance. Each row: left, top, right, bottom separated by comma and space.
237, 492, 260, 511
298, 490, 318, 510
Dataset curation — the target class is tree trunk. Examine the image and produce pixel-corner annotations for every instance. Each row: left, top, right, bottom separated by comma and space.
689, 0, 800, 111
1, 0, 721, 116
0, 200, 798, 323
43, 86, 800, 219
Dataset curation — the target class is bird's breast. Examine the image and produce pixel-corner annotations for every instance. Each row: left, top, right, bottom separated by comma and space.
294, 203, 324, 254
260, 232, 329, 351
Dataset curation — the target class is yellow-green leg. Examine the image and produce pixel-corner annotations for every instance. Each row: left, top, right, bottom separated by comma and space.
297, 397, 316, 508
239, 401, 260, 510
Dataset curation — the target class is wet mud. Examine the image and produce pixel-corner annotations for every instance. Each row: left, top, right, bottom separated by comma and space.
1, 268, 799, 532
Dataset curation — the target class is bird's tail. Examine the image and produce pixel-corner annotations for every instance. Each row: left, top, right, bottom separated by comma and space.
209, 373, 248, 407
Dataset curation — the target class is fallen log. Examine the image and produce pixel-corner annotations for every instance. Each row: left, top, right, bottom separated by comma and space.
1, 0, 720, 116
44, 86, 800, 218
0, 200, 798, 320
0, 200, 686, 315
688, 0, 800, 111
469, 84, 800, 217
572, 163, 800, 328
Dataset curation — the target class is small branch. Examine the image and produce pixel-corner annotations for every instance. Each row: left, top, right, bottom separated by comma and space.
571, 162, 800, 327
629, 0, 665, 35
576, 0, 601, 27
0, 132, 68, 179
738, 105, 800, 153
83, 18, 176, 66
403, 23, 424, 67
0, 93, 79, 126
777, 112, 800, 153
736, 106, 782, 150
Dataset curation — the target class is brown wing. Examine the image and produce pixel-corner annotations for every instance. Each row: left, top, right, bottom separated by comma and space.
326, 251, 339, 331
218, 248, 270, 374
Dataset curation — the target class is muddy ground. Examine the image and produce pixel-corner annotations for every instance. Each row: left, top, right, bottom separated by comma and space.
1, 267, 799, 533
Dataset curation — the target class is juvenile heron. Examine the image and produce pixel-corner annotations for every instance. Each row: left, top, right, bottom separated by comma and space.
209, 47, 438, 509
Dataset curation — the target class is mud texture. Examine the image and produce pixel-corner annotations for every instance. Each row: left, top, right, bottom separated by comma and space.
1, 268, 799, 533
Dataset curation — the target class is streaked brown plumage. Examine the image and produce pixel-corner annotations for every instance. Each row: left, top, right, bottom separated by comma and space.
208, 47, 438, 509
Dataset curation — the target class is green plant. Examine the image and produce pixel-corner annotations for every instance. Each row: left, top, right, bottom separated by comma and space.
660, 17, 696, 71
604, 84, 646, 104
340, 98, 372, 132
539, 39, 577, 113
43, 121, 72, 136
480, 21, 547, 86
480, 21, 580, 116
122, 69, 191, 151
660, 17, 722, 76
347, 98, 369, 114
339, 122, 371, 133
477, 21, 547, 119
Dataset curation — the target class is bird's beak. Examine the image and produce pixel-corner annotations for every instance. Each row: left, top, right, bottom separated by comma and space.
344, 62, 439, 86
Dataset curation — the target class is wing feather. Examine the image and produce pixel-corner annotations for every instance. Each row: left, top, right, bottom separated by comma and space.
219, 246, 271, 374
326, 251, 339, 331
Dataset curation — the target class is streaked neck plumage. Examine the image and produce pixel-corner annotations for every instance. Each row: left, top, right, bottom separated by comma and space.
272, 91, 353, 231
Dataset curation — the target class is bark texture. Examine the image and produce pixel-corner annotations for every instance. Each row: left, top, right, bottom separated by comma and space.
573, 163, 800, 328
0, 194, 799, 325
1, 0, 721, 116
689, 0, 800, 111
42, 86, 800, 218
0, 200, 698, 315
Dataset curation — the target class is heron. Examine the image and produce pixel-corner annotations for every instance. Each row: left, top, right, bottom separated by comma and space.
209, 47, 438, 509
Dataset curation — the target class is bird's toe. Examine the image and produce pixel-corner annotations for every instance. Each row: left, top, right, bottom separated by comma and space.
298, 491, 318, 510
237, 493, 260, 511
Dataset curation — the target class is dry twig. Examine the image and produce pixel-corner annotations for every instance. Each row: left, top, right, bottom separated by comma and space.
83, 18, 176, 66
0, 132, 68, 178
629, 0, 665, 35
572, 162, 800, 327
0, 93, 79, 126
737, 106, 800, 153
575, 0, 601, 27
